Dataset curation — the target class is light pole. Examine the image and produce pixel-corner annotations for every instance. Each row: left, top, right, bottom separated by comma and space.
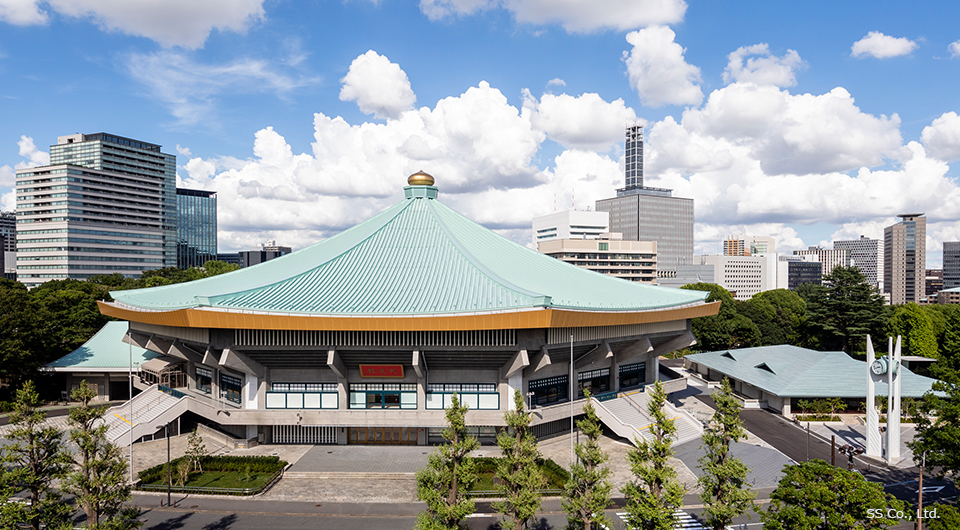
570, 334, 574, 466
128, 324, 134, 484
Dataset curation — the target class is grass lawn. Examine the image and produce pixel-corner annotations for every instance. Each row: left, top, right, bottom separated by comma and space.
470, 459, 567, 492
144, 470, 275, 490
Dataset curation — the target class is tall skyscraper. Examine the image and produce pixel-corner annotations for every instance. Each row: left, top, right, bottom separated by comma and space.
943, 241, 960, 290
0, 211, 15, 275
834, 236, 883, 292
15, 133, 177, 287
884, 213, 926, 305
723, 234, 776, 256
596, 125, 694, 277
176, 188, 218, 269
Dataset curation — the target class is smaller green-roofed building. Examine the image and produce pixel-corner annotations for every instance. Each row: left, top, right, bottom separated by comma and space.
43, 321, 163, 402
685, 345, 942, 417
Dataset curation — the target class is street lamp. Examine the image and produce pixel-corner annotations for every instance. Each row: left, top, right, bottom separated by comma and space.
127, 325, 133, 484
570, 334, 574, 466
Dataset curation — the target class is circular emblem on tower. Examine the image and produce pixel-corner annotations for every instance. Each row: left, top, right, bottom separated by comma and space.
407, 170, 435, 186
870, 357, 887, 376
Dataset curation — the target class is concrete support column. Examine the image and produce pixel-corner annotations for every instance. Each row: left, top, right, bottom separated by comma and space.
508, 372, 522, 410
244, 374, 258, 410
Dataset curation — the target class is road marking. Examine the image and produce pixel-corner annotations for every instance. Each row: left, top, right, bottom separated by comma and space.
616, 510, 704, 529
883, 479, 917, 488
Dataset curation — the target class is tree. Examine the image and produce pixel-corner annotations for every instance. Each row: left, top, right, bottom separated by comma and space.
494, 390, 544, 530
416, 392, 480, 530
621, 381, 685, 530
742, 289, 807, 346
932, 308, 960, 384
185, 429, 207, 473
562, 391, 613, 530
801, 266, 884, 354
0, 381, 73, 530
697, 378, 755, 530
762, 459, 904, 529
0, 280, 49, 392
926, 503, 960, 530
681, 283, 761, 351
907, 380, 960, 479
886, 303, 938, 359
202, 260, 241, 277
65, 382, 142, 529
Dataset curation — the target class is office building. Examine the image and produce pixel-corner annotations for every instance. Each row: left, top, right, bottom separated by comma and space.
176, 188, 218, 269
834, 236, 883, 291
884, 214, 926, 305
216, 252, 242, 267
596, 126, 693, 277
776, 255, 822, 290
15, 133, 176, 287
696, 254, 779, 301
239, 241, 292, 268
1, 211, 15, 276
48, 171, 716, 446
938, 287, 960, 305
723, 234, 776, 256
537, 233, 657, 283
531, 210, 609, 246
943, 241, 960, 290
793, 246, 851, 277
925, 269, 943, 302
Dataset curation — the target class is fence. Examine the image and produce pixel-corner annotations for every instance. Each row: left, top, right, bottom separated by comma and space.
466, 488, 563, 498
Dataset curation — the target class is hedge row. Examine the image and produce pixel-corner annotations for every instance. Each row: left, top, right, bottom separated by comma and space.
138, 455, 287, 484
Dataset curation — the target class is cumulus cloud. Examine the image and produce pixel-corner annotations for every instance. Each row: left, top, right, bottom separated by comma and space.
124, 51, 318, 127
921, 111, 960, 162
419, 0, 686, 32
623, 26, 702, 107
0, 164, 14, 187
851, 31, 918, 59
950, 40, 960, 58
15, 135, 49, 169
547, 78, 566, 87
522, 90, 638, 151
723, 44, 804, 87
339, 50, 416, 120
0, 0, 264, 48
0, 0, 47, 24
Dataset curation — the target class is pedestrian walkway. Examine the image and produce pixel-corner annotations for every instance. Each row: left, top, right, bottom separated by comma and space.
810, 423, 917, 469
615, 509, 704, 529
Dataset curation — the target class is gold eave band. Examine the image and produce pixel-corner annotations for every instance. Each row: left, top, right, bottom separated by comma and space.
98, 301, 720, 331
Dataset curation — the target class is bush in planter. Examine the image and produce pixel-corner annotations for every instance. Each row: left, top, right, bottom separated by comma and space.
138, 455, 286, 484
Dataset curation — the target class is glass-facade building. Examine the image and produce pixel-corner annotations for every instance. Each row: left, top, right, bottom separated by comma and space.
15, 133, 176, 287
176, 188, 217, 269
943, 241, 960, 290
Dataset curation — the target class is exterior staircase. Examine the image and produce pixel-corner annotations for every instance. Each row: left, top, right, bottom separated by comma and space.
102, 386, 188, 444
593, 390, 703, 447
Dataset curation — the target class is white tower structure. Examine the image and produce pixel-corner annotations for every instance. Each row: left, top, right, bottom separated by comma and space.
866, 335, 902, 463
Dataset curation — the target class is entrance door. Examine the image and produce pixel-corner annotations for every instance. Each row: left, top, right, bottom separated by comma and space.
348, 427, 418, 444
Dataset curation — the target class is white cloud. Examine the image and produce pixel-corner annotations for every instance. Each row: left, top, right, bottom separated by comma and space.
950, 40, 960, 58
0, 164, 13, 187
0, 0, 264, 48
15, 135, 49, 169
0, 0, 47, 24
723, 43, 804, 87
339, 50, 416, 120
851, 31, 918, 59
547, 78, 566, 87
921, 111, 960, 162
124, 51, 318, 126
419, 0, 686, 32
623, 26, 702, 107
176, 145, 192, 157
522, 90, 638, 151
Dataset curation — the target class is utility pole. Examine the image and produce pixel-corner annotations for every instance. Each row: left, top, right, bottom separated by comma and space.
918, 451, 925, 530
831, 435, 836, 466
806, 423, 810, 461
570, 334, 574, 467
166, 421, 172, 507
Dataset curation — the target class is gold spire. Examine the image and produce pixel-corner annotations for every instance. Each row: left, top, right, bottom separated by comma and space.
407, 170, 435, 186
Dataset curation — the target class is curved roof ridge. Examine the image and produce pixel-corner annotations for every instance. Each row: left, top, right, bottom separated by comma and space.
425, 199, 551, 306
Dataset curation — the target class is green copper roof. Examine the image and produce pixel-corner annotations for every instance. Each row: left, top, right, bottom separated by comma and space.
111, 185, 707, 316
44, 321, 160, 372
686, 345, 942, 398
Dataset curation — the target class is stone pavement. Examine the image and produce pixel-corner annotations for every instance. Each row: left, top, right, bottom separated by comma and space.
811, 423, 918, 469
289, 445, 432, 473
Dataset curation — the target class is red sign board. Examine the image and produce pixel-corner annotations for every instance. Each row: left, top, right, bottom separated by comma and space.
359, 364, 405, 378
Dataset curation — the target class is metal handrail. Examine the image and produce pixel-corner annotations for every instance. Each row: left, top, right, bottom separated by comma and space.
466, 488, 563, 498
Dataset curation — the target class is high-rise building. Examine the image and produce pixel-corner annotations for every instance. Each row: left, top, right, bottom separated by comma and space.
943, 241, 960, 290
834, 236, 883, 292
697, 254, 779, 301
537, 233, 657, 283
15, 133, 177, 287
595, 125, 694, 277
239, 241, 292, 268
884, 213, 926, 305
176, 188, 217, 269
0, 211, 15, 275
776, 255, 823, 290
925, 269, 943, 301
793, 246, 851, 277
723, 234, 776, 256
531, 210, 608, 246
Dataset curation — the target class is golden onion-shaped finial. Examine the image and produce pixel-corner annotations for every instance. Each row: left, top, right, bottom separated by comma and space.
407, 170, 435, 186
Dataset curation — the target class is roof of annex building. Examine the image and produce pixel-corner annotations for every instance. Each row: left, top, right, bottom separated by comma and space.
43, 321, 160, 372
686, 345, 941, 398
101, 172, 715, 330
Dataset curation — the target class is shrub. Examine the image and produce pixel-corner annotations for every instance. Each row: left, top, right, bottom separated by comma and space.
138, 455, 286, 484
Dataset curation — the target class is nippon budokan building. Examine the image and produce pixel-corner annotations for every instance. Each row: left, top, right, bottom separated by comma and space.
52, 172, 719, 446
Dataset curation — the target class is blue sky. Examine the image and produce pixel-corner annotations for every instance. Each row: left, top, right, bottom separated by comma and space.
1, 0, 959, 266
